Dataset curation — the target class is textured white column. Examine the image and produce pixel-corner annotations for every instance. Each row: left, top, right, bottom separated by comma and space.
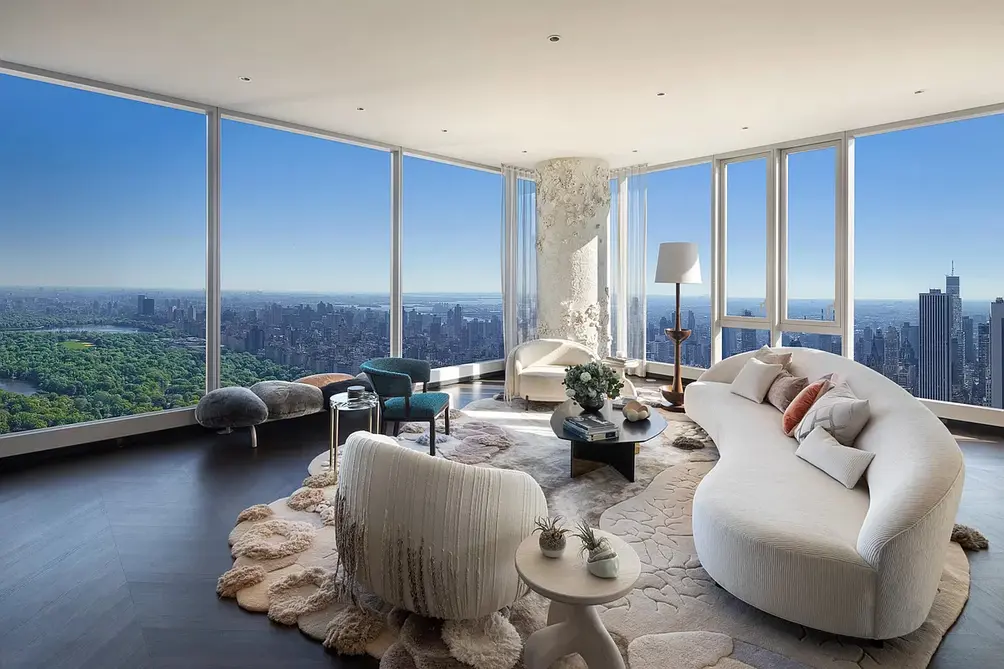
535, 158, 611, 354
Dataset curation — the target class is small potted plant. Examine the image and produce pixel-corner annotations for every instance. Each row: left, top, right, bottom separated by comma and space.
562, 361, 624, 412
533, 516, 570, 558
574, 520, 620, 578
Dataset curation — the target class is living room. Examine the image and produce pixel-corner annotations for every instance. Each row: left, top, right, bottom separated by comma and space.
1, 2, 1003, 668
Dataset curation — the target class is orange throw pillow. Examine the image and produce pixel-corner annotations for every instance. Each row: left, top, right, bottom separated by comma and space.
783, 378, 832, 436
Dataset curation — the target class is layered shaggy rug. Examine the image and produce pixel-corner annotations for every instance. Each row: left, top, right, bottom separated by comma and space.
218, 397, 971, 669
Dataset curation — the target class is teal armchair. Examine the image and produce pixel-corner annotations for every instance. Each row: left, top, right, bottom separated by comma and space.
360, 357, 451, 455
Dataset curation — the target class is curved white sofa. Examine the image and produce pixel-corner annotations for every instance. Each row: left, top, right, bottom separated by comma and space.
685, 348, 964, 639
504, 338, 599, 402
334, 431, 548, 619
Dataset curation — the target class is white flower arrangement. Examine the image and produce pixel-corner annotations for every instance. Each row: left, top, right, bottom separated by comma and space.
561, 361, 624, 410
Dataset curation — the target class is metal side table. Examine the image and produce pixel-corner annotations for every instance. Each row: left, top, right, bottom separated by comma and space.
326, 390, 380, 481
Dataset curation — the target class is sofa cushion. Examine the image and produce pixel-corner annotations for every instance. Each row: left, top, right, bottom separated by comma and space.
754, 345, 793, 368
794, 380, 871, 445
797, 426, 875, 489
250, 381, 324, 420
520, 364, 568, 379
766, 371, 808, 412
382, 392, 450, 419
782, 378, 832, 436
730, 358, 783, 403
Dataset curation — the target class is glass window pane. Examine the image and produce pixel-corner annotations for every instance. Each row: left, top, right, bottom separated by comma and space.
722, 327, 770, 359
780, 331, 842, 355
786, 147, 836, 321
725, 158, 767, 317
854, 114, 1004, 406
221, 120, 391, 384
403, 157, 502, 367
0, 74, 206, 435
646, 164, 712, 368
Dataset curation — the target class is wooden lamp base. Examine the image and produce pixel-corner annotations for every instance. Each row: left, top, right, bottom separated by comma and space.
659, 385, 686, 412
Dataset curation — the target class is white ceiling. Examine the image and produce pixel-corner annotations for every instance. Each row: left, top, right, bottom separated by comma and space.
2, 1, 1003, 169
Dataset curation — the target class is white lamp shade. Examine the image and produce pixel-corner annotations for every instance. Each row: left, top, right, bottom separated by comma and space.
655, 242, 702, 284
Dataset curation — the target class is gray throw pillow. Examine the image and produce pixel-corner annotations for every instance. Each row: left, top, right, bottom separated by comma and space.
766, 371, 809, 412
796, 426, 875, 489
794, 380, 871, 446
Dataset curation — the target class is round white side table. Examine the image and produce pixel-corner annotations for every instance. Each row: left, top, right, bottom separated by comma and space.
514, 529, 640, 669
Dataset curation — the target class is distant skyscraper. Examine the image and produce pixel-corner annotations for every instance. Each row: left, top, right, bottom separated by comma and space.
976, 321, 991, 406
137, 294, 146, 315
991, 298, 1004, 410
142, 297, 155, 316
963, 316, 975, 364
946, 272, 963, 397
740, 310, 758, 354
883, 326, 900, 380
919, 289, 952, 402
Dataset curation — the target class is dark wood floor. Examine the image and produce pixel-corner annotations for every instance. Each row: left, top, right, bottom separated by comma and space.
0, 381, 1001, 668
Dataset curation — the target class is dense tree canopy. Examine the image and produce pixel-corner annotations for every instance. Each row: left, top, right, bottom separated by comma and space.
0, 331, 307, 434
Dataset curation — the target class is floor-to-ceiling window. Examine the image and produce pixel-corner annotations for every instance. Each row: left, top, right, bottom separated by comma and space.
854, 114, 1004, 408
779, 143, 843, 353
220, 120, 391, 385
0, 74, 207, 435
402, 156, 503, 367
646, 163, 712, 368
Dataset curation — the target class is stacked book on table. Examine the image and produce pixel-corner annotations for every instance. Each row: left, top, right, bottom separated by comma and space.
563, 414, 620, 442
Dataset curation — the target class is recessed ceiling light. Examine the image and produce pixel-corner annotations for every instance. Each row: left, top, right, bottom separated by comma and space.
632, 149, 638, 153
237, 76, 251, 82
548, 34, 561, 42
522, 150, 528, 154
656, 92, 666, 97
356, 107, 365, 111
441, 129, 448, 133
741, 126, 749, 130
914, 89, 926, 95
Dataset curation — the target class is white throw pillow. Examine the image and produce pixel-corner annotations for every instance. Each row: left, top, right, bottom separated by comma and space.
793, 380, 871, 445
753, 345, 793, 369
796, 426, 875, 489
730, 358, 784, 403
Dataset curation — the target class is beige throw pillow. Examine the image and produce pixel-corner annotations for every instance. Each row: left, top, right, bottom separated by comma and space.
796, 426, 874, 488
766, 371, 809, 412
730, 358, 784, 404
754, 345, 792, 369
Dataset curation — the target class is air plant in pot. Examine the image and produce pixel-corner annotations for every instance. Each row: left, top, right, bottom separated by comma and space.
574, 520, 620, 578
533, 516, 570, 558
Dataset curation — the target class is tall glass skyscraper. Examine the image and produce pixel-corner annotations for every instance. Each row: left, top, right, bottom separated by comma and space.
918, 289, 952, 401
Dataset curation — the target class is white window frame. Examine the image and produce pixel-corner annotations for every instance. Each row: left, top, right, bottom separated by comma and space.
776, 139, 847, 346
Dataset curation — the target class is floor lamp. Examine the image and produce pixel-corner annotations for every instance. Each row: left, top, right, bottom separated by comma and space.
654, 242, 702, 412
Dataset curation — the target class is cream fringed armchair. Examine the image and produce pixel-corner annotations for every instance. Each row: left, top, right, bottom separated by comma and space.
334, 432, 548, 619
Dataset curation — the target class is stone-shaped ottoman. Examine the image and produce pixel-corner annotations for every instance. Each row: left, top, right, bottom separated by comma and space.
294, 372, 375, 406
250, 381, 324, 422
195, 387, 269, 448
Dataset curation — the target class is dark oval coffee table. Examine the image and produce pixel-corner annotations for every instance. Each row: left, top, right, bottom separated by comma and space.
550, 399, 667, 482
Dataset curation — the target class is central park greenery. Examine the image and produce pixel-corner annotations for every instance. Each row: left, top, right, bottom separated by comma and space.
0, 329, 308, 434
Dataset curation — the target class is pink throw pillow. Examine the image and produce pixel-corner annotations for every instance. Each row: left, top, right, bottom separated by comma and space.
782, 378, 833, 436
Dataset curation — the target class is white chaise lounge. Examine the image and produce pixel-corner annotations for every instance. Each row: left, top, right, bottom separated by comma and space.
685, 348, 964, 639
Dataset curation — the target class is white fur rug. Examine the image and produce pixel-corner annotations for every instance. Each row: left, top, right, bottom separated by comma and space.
218, 398, 970, 669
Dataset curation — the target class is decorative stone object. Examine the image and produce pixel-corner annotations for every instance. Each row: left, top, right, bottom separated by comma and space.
195, 387, 268, 430
250, 380, 324, 420
621, 400, 651, 422
574, 521, 620, 578
535, 157, 611, 352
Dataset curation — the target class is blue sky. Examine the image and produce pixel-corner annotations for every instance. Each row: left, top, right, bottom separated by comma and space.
1, 72, 1001, 301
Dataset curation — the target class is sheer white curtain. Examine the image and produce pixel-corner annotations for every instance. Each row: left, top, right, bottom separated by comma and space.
610, 165, 648, 360
502, 165, 537, 357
